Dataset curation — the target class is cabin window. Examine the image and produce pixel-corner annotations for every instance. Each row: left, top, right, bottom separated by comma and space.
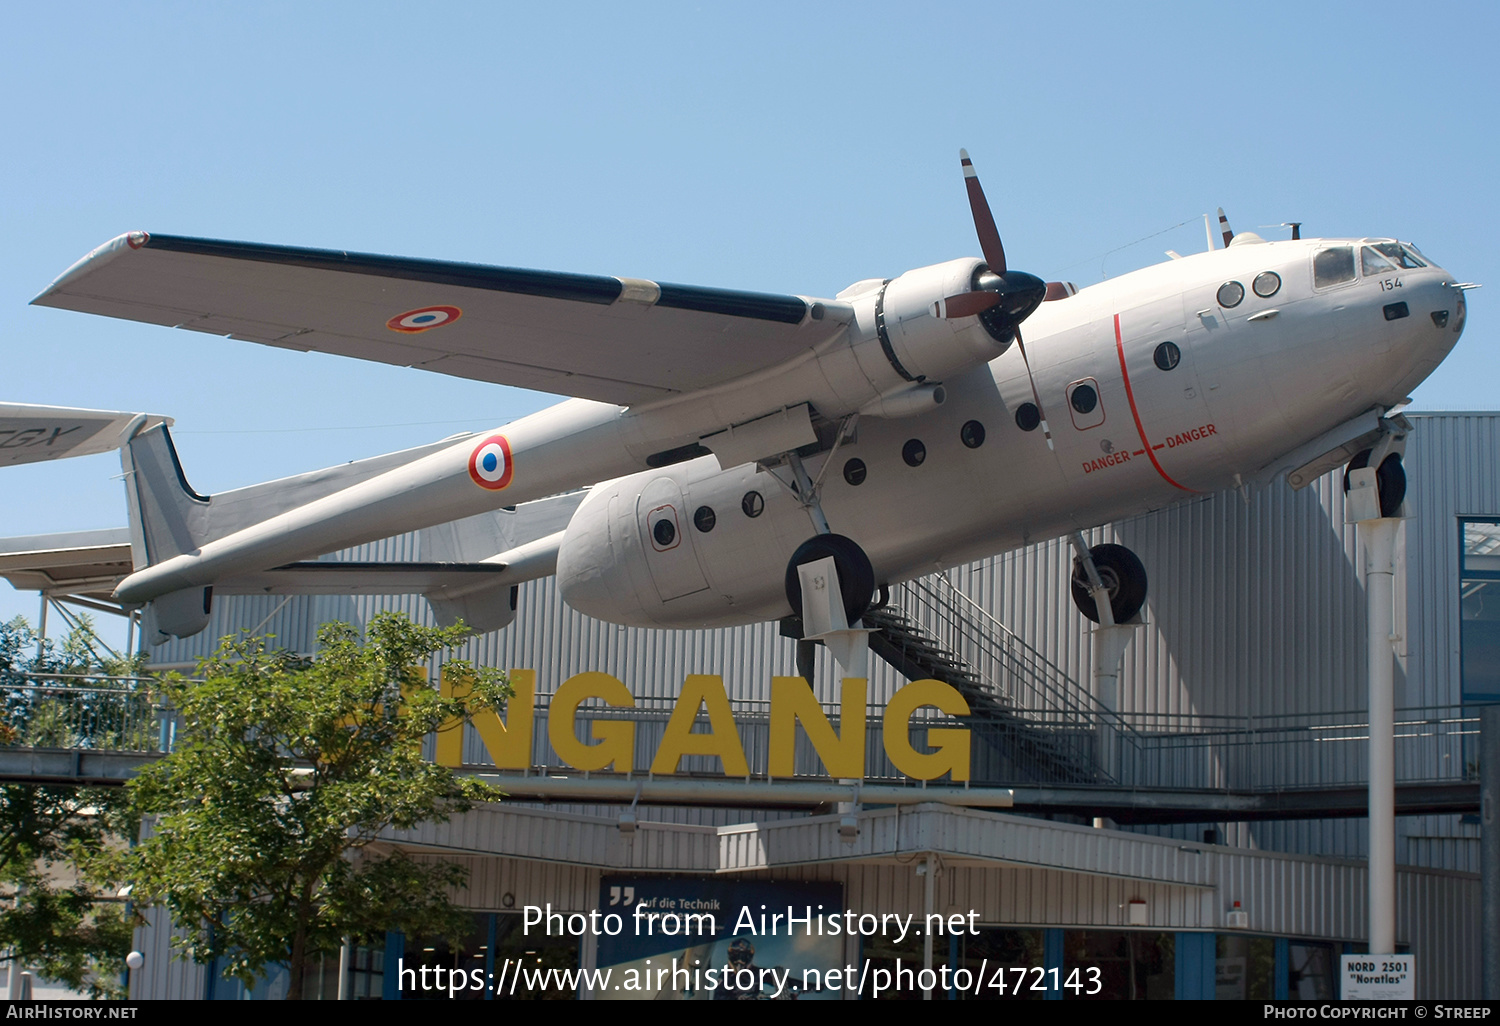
961, 420, 986, 448
1015, 403, 1041, 432
741, 491, 764, 518
1217, 281, 1245, 308
902, 439, 927, 467
1252, 271, 1281, 298
1069, 384, 1098, 414
653, 519, 677, 547
843, 458, 867, 485
693, 506, 716, 532
1153, 341, 1181, 371
1313, 247, 1356, 288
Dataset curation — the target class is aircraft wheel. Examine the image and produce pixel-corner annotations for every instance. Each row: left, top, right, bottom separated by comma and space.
1343, 449, 1406, 517
1070, 543, 1148, 625
784, 534, 876, 626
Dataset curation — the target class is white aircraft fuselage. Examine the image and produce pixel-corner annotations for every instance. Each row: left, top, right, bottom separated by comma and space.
98, 232, 1465, 634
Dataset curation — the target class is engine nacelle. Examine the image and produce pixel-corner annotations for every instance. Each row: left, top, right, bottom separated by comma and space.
557, 458, 830, 629
843, 258, 1015, 397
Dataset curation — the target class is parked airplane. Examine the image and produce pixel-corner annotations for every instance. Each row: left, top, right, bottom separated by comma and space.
27, 153, 1470, 646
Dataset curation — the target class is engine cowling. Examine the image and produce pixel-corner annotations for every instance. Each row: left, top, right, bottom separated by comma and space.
556, 458, 831, 629
834, 259, 1017, 404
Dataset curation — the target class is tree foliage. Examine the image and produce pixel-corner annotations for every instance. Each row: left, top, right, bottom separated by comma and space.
0, 616, 140, 999
103, 613, 508, 999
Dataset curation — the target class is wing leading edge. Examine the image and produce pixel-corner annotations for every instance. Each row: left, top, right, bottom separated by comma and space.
33, 233, 846, 406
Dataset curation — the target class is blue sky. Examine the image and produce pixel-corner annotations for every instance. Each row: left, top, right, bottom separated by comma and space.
3, 1, 1496, 633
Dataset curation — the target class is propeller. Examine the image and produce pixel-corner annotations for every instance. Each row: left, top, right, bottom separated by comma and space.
943, 149, 1053, 449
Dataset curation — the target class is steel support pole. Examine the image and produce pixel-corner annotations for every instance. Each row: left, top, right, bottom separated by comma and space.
1482, 704, 1499, 998
922, 855, 935, 1000
1360, 518, 1399, 956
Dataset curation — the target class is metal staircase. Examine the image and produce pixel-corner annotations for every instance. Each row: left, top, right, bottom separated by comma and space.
864, 576, 1126, 785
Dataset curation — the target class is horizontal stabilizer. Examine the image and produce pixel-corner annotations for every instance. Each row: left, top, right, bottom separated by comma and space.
0, 403, 169, 467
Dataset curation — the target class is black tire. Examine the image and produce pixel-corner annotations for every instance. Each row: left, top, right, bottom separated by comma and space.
1070, 543, 1148, 625
784, 534, 876, 626
1344, 449, 1406, 518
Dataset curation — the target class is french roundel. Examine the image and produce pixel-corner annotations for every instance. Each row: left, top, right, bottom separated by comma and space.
468, 435, 514, 491
387, 305, 462, 333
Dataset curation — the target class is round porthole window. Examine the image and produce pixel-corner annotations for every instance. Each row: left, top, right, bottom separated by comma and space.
843, 458, 867, 486
1015, 403, 1041, 432
1217, 280, 1245, 308
741, 491, 764, 518
961, 420, 985, 448
902, 439, 926, 467
1253, 271, 1282, 298
1070, 383, 1098, 414
693, 506, 716, 532
1153, 341, 1181, 371
653, 518, 676, 547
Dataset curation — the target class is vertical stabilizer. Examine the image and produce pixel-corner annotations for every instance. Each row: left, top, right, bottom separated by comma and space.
119, 422, 213, 642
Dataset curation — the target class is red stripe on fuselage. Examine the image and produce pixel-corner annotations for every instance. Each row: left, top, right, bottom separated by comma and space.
1114, 313, 1195, 493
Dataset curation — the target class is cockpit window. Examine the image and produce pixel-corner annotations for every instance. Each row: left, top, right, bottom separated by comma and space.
1313, 247, 1356, 288
1372, 241, 1426, 268
1362, 246, 1398, 276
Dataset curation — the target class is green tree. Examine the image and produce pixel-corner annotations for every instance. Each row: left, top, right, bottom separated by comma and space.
0, 616, 140, 999
104, 612, 508, 1000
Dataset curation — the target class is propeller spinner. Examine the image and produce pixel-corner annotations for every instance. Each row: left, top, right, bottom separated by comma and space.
943, 149, 1054, 449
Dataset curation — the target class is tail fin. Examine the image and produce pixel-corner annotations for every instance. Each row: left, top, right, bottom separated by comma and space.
120, 423, 214, 643
120, 422, 209, 571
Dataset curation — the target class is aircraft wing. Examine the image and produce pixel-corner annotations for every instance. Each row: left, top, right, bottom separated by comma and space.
33, 233, 848, 406
0, 403, 171, 467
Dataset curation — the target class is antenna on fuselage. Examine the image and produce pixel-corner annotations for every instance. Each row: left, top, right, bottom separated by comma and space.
1259, 222, 1304, 240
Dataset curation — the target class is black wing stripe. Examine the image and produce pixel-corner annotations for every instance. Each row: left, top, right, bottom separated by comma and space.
146, 235, 811, 323
655, 283, 808, 324
146, 234, 622, 305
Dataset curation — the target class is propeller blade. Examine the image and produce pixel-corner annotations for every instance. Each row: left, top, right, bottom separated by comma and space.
959, 148, 1007, 274
1013, 325, 1054, 451
938, 291, 1003, 318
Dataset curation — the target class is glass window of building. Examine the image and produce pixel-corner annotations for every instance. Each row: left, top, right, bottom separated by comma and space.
1063, 930, 1174, 1000
953, 928, 1045, 1000
1461, 519, 1500, 701
1215, 935, 1275, 1000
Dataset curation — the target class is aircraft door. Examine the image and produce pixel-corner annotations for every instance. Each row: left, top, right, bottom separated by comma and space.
637, 476, 710, 602
1124, 290, 1227, 480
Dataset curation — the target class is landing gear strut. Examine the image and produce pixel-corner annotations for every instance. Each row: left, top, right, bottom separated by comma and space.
1069, 543, 1148, 625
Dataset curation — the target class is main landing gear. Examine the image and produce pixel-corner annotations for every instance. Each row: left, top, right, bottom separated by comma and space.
1069, 542, 1148, 625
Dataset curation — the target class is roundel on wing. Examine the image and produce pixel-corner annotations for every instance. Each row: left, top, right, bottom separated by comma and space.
387, 305, 462, 333
468, 435, 514, 490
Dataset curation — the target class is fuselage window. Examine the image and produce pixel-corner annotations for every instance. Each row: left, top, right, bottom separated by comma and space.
1015, 403, 1041, 432
741, 491, 764, 518
1313, 247, 1356, 288
653, 518, 677, 547
1070, 384, 1098, 414
1252, 271, 1281, 298
961, 420, 986, 448
1217, 281, 1245, 308
902, 439, 927, 467
843, 458, 867, 485
1153, 341, 1181, 371
693, 506, 716, 532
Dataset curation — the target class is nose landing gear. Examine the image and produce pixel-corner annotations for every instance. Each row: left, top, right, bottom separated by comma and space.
1344, 449, 1406, 519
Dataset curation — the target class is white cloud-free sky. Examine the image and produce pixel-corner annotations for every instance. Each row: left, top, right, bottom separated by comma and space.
3, 1, 1495, 632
